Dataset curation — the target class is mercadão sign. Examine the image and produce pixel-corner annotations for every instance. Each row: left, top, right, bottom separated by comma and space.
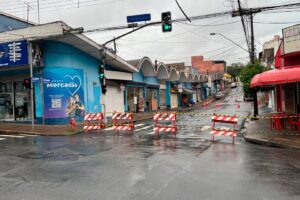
0, 40, 28, 67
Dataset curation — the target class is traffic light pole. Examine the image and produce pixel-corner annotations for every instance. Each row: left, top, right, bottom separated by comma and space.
99, 49, 107, 123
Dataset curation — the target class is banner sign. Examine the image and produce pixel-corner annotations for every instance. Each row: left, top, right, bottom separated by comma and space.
43, 67, 85, 118
283, 24, 300, 54
0, 40, 28, 67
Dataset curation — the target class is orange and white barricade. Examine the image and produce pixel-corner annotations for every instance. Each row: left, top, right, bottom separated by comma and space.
153, 113, 177, 136
210, 113, 238, 144
112, 112, 134, 133
84, 113, 105, 132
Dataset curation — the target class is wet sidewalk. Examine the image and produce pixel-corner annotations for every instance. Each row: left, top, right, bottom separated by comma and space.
244, 107, 300, 150
0, 95, 217, 136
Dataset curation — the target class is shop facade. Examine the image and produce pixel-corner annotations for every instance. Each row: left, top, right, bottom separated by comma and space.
0, 22, 137, 124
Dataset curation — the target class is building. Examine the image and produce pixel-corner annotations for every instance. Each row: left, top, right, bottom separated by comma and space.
251, 24, 300, 116
0, 21, 137, 124
261, 35, 282, 68
191, 55, 225, 94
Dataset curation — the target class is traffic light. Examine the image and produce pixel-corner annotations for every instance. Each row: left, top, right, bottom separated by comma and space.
98, 65, 107, 95
98, 65, 105, 79
161, 11, 172, 32
23, 78, 31, 89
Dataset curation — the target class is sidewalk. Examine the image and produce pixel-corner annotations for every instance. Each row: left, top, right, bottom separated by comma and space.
0, 94, 218, 136
244, 106, 300, 150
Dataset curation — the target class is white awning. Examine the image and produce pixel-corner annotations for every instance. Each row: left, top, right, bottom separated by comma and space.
105, 70, 132, 81
182, 88, 194, 94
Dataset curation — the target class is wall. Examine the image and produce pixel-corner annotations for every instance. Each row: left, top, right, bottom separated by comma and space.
35, 41, 101, 124
191, 55, 225, 74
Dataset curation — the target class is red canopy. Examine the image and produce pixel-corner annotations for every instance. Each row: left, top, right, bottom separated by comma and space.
250, 67, 300, 88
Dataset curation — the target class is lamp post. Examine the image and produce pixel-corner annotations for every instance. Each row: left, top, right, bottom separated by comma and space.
210, 32, 249, 54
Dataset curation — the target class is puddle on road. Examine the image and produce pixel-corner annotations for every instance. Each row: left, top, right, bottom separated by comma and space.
18, 151, 79, 161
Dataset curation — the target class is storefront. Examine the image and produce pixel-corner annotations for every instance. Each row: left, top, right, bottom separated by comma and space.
126, 84, 145, 113
146, 86, 159, 112
0, 78, 32, 121
0, 22, 138, 124
170, 82, 179, 109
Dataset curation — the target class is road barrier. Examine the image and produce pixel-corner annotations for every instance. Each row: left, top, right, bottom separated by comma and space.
84, 113, 105, 132
112, 112, 134, 133
153, 113, 177, 136
210, 113, 238, 144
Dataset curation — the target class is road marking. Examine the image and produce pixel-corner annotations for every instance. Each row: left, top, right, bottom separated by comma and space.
201, 126, 211, 131
147, 131, 155, 135
19, 134, 37, 137
0, 137, 6, 140
0, 135, 25, 138
135, 125, 153, 132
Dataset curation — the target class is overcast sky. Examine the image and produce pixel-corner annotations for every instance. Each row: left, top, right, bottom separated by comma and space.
1, 0, 300, 65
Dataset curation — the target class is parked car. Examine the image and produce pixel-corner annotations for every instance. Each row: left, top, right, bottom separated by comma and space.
231, 82, 237, 88
214, 92, 224, 100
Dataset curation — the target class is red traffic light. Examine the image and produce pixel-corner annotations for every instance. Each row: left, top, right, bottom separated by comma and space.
23, 78, 31, 89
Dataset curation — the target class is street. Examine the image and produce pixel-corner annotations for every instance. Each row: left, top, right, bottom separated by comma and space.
0, 87, 300, 200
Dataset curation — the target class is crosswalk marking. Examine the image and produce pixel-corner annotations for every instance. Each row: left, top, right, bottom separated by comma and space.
0, 134, 24, 138
201, 126, 211, 131
0, 137, 6, 140
104, 123, 145, 131
135, 125, 153, 132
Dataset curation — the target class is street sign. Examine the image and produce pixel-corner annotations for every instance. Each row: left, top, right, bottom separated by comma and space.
0, 40, 28, 67
127, 14, 151, 23
42, 78, 51, 83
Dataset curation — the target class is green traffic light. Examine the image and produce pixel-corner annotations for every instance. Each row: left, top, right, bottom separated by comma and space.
163, 24, 172, 32
99, 74, 104, 79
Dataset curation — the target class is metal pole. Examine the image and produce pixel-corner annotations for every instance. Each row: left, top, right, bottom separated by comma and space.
113, 37, 117, 53
37, 0, 40, 24
28, 42, 34, 130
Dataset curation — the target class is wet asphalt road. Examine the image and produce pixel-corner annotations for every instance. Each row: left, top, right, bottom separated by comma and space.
0, 87, 300, 200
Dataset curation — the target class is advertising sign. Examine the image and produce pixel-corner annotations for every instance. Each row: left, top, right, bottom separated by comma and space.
0, 40, 28, 67
283, 24, 300, 54
43, 67, 85, 119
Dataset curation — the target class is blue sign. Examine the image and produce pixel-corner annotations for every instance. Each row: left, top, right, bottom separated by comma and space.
43, 67, 85, 119
0, 40, 28, 67
127, 13, 151, 23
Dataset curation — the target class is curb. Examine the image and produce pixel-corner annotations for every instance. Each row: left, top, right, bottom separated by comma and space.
244, 135, 300, 150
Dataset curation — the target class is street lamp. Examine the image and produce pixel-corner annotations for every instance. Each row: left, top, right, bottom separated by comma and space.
210, 32, 249, 54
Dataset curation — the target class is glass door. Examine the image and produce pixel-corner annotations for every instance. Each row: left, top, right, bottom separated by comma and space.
14, 81, 31, 121
0, 82, 14, 121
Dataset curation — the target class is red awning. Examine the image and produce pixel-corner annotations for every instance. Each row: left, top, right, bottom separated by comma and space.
250, 67, 300, 88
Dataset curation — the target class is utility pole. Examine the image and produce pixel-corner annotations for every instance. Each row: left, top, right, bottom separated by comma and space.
250, 12, 255, 63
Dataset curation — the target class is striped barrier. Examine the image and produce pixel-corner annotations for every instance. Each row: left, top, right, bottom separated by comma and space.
84, 113, 105, 132
210, 113, 238, 144
112, 112, 134, 133
153, 113, 177, 136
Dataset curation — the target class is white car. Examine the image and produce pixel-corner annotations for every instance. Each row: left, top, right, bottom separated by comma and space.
214, 92, 224, 100
231, 82, 237, 88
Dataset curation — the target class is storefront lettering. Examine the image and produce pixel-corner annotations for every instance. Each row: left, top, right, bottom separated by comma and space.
46, 82, 78, 88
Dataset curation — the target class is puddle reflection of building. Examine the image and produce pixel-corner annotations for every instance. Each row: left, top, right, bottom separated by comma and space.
153, 138, 177, 152
212, 142, 238, 162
